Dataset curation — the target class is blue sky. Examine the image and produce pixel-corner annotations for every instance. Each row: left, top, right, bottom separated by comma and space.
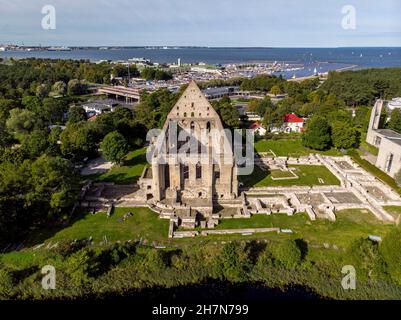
0, 0, 400, 47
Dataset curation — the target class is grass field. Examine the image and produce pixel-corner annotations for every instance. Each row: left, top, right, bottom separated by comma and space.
384, 206, 401, 220
26, 207, 169, 246
95, 148, 148, 184
215, 209, 396, 247
240, 164, 340, 187
255, 139, 341, 157
18, 208, 398, 252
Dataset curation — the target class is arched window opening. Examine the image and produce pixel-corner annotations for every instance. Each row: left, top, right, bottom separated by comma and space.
206, 121, 211, 133
196, 162, 202, 179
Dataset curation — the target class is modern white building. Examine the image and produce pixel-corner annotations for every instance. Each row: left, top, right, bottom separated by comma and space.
366, 99, 401, 178
81, 99, 119, 115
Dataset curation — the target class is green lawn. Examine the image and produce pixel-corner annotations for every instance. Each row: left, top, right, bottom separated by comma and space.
384, 206, 401, 220
255, 139, 341, 157
27, 207, 169, 245
95, 148, 148, 184
240, 164, 340, 187
216, 209, 396, 247
7, 207, 398, 265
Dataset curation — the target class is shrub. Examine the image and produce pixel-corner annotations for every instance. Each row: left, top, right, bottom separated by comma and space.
218, 242, 252, 282
65, 249, 98, 286
302, 116, 331, 150
0, 269, 14, 299
346, 238, 386, 281
380, 229, 401, 285
269, 240, 302, 269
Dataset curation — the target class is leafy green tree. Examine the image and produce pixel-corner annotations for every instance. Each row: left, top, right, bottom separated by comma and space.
240, 74, 285, 92
141, 67, 172, 81
67, 79, 87, 96
21, 96, 41, 114
100, 131, 129, 164
302, 116, 331, 150
6, 108, 40, 135
36, 84, 50, 99
0, 155, 79, 242
42, 98, 66, 124
270, 85, 282, 96
134, 102, 157, 130
212, 100, 240, 129
51, 81, 67, 96
47, 126, 63, 156
68, 106, 87, 123
218, 242, 251, 282
112, 64, 140, 78
354, 106, 371, 130
346, 238, 385, 280
249, 97, 274, 117
28, 155, 80, 210
21, 129, 49, 159
331, 121, 358, 149
66, 249, 97, 286
60, 122, 102, 160
0, 125, 11, 148
269, 240, 302, 268
380, 229, 401, 285
0, 99, 16, 126
388, 109, 401, 134
321, 68, 401, 106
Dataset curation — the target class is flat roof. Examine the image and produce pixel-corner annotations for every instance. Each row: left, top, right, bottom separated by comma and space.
376, 129, 401, 139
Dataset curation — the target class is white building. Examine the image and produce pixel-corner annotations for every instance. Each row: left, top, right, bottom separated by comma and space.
81, 99, 119, 115
282, 113, 305, 133
366, 99, 401, 178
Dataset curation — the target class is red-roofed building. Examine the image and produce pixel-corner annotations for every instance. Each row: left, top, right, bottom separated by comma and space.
249, 122, 267, 136
282, 113, 305, 133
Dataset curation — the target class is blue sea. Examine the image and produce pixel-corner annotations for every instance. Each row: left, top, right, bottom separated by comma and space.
1, 47, 401, 79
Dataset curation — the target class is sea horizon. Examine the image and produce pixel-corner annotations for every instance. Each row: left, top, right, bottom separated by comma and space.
1, 46, 400, 79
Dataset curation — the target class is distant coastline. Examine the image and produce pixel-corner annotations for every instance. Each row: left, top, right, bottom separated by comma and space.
1, 47, 400, 79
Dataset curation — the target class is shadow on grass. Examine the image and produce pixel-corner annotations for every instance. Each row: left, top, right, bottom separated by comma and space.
22, 209, 91, 248
124, 152, 148, 167
92, 150, 148, 185
239, 165, 270, 189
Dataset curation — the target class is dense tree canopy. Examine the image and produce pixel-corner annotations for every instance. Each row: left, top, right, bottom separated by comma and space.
141, 67, 173, 81
331, 121, 358, 149
100, 131, 129, 164
302, 116, 331, 150
321, 68, 401, 106
212, 97, 240, 129
0, 155, 80, 242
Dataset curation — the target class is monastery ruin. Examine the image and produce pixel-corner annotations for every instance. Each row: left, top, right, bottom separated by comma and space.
81, 82, 400, 238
